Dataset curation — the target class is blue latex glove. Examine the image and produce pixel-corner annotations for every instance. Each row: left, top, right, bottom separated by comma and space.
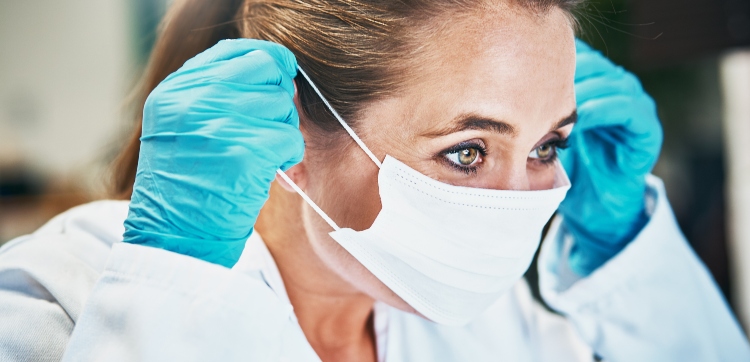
558, 40, 663, 276
123, 39, 303, 268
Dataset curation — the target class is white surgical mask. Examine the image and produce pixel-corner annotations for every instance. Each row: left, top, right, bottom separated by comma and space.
277, 67, 571, 326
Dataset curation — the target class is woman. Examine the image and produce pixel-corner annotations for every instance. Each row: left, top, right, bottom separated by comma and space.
1, 0, 748, 360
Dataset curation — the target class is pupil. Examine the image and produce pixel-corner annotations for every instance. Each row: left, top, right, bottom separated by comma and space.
538, 145, 551, 158
458, 148, 477, 165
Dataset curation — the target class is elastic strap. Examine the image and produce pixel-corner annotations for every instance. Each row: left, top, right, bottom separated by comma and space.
275, 65, 382, 231
296, 66, 382, 168
276, 170, 340, 231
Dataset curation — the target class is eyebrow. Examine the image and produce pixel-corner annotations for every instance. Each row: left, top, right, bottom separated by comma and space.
422, 110, 578, 138
551, 110, 577, 132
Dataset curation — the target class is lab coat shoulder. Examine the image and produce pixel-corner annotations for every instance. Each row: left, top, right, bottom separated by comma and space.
0, 199, 592, 362
63, 236, 312, 361
0, 200, 129, 362
0, 200, 318, 362
539, 175, 750, 361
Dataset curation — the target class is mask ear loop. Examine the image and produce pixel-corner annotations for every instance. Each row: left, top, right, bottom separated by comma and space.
275, 170, 341, 231
275, 65, 382, 232
295, 66, 382, 168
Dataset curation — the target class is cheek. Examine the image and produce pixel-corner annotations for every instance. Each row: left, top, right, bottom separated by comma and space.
304, 143, 382, 231
527, 163, 557, 191
300, 204, 371, 287
300, 147, 417, 313
300, 142, 383, 283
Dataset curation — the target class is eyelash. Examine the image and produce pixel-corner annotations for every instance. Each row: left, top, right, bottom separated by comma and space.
438, 136, 570, 175
533, 137, 570, 165
439, 141, 488, 175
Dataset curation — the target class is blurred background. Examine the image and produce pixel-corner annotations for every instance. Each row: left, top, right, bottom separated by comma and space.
1, 0, 750, 333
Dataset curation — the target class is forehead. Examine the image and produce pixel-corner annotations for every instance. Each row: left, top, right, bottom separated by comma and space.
362, 6, 576, 139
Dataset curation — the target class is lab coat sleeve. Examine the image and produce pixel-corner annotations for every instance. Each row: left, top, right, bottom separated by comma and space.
62, 242, 317, 362
538, 175, 750, 361
0, 236, 75, 362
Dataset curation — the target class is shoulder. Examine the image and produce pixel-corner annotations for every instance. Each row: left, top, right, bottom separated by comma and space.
0, 200, 129, 360
1, 200, 129, 272
0, 200, 130, 319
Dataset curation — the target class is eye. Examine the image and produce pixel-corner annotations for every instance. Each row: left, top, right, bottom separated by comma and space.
445, 147, 481, 166
529, 143, 554, 160
438, 141, 487, 175
528, 137, 569, 163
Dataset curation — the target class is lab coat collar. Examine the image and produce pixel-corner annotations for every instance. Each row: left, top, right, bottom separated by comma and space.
233, 232, 294, 309
232, 231, 390, 361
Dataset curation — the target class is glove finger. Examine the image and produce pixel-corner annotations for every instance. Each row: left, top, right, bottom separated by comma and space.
237, 120, 304, 171
575, 94, 658, 133
180, 39, 267, 70
576, 103, 663, 161
575, 72, 643, 103
143, 83, 300, 138
556, 139, 579, 176
198, 83, 299, 127
162, 120, 304, 183
575, 38, 595, 53
575, 46, 621, 82
214, 49, 297, 97
145, 123, 303, 238
249, 86, 299, 127
182, 39, 297, 77
278, 126, 305, 171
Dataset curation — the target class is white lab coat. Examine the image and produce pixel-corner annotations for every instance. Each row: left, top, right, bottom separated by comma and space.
0, 176, 748, 361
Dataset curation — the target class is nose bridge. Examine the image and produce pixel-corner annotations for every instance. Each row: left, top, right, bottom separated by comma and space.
493, 158, 531, 191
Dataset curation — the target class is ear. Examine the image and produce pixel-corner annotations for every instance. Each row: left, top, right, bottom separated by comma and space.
276, 161, 308, 193
278, 81, 308, 193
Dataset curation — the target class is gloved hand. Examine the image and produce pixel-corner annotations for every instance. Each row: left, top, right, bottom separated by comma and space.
123, 39, 304, 268
557, 39, 663, 276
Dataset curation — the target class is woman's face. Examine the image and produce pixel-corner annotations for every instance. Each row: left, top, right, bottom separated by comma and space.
289, 6, 577, 313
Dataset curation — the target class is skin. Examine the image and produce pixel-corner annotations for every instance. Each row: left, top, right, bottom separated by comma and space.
255, 5, 577, 362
